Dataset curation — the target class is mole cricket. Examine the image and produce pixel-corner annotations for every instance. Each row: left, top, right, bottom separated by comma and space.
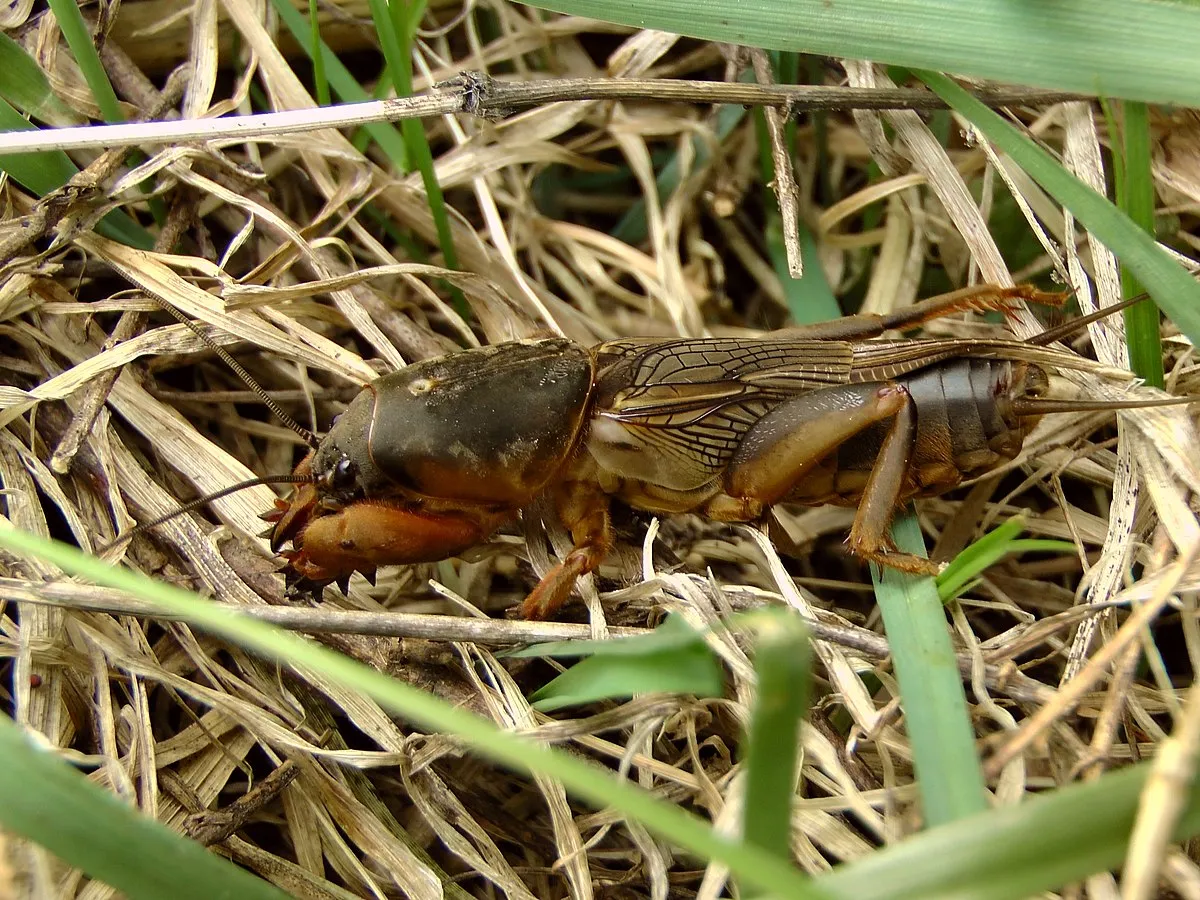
120, 284, 1188, 619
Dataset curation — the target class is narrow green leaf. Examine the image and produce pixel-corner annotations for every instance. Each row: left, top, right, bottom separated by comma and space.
0, 32, 78, 123
308, 0, 331, 107
741, 611, 811, 868
367, 0, 463, 312
0, 12, 160, 238
518, 0, 1200, 107
369, 0, 408, 100
8, 530, 1200, 899
506, 613, 703, 659
937, 518, 1078, 602
40, 8, 171, 226
1116, 101, 1165, 388
753, 108, 841, 324
940, 540, 1078, 601
0, 99, 153, 249
268, 0, 409, 168
0, 97, 78, 193
917, 70, 1200, 351
46, 0, 123, 122
874, 509, 988, 826
90, 208, 157, 250
818, 760, 1200, 900
1004, 539, 1079, 554
529, 616, 724, 711
770, 215, 841, 325
935, 517, 1023, 602
0, 717, 289, 900
766, 53, 840, 324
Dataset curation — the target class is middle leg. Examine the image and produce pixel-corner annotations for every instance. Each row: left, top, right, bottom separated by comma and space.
521, 479, 613, 620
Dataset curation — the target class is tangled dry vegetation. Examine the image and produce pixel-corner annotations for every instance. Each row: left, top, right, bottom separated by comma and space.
3, 1, 1200, 898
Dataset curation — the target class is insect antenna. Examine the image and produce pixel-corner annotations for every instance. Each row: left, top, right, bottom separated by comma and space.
102, 294, 326, 556
148, 295, 321, 450
97, 473, 318, 554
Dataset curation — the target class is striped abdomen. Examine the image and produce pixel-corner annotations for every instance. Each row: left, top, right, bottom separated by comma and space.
786, 358, 1044, 506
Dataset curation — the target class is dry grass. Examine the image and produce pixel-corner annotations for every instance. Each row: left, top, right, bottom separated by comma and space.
2, 2, 1200, 898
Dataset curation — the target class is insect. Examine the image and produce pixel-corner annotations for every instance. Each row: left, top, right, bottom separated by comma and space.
240, 282, 1183, 620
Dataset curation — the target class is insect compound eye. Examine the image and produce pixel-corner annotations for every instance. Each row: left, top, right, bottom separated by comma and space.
323, 454, 358, 493
335, 455, 356, 484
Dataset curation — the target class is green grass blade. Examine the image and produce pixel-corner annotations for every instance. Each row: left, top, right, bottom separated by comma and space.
0, 99, 152, 248
0, 32, 78, 123
518, 0, 1200, 107
938, 523, 1076, 604
918, 70, 1200, 350
1116, 101, 1165, 388
507, 613, 708, 659
87, 209, 156, 249
370, 0, 411, 120
769, 210, 840, 325
9, 535, 1200, 900
45, 0, 123, 122
0, 97, 78, 193
520, 615, 724, 712
741, 611, 812, 870
0, 716, 289, 900
872, 510, 988, 826
1, 15, 162, 237
0, 526, 824, 900
935, 516, 1026, 602
308, 0, 331, 106
761, 51, 840, 324
364, 0, 465, 314
528, 618, 724, 711
368, 0, 460, 275
939, 537, 1077, 603
268, 0, 409, 168
0, 36, 84, 195
817, 760, 1200, 900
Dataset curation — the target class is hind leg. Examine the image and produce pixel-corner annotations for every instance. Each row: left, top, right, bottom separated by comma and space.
705, 382, 939, 575
775, 284, 1068, 340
